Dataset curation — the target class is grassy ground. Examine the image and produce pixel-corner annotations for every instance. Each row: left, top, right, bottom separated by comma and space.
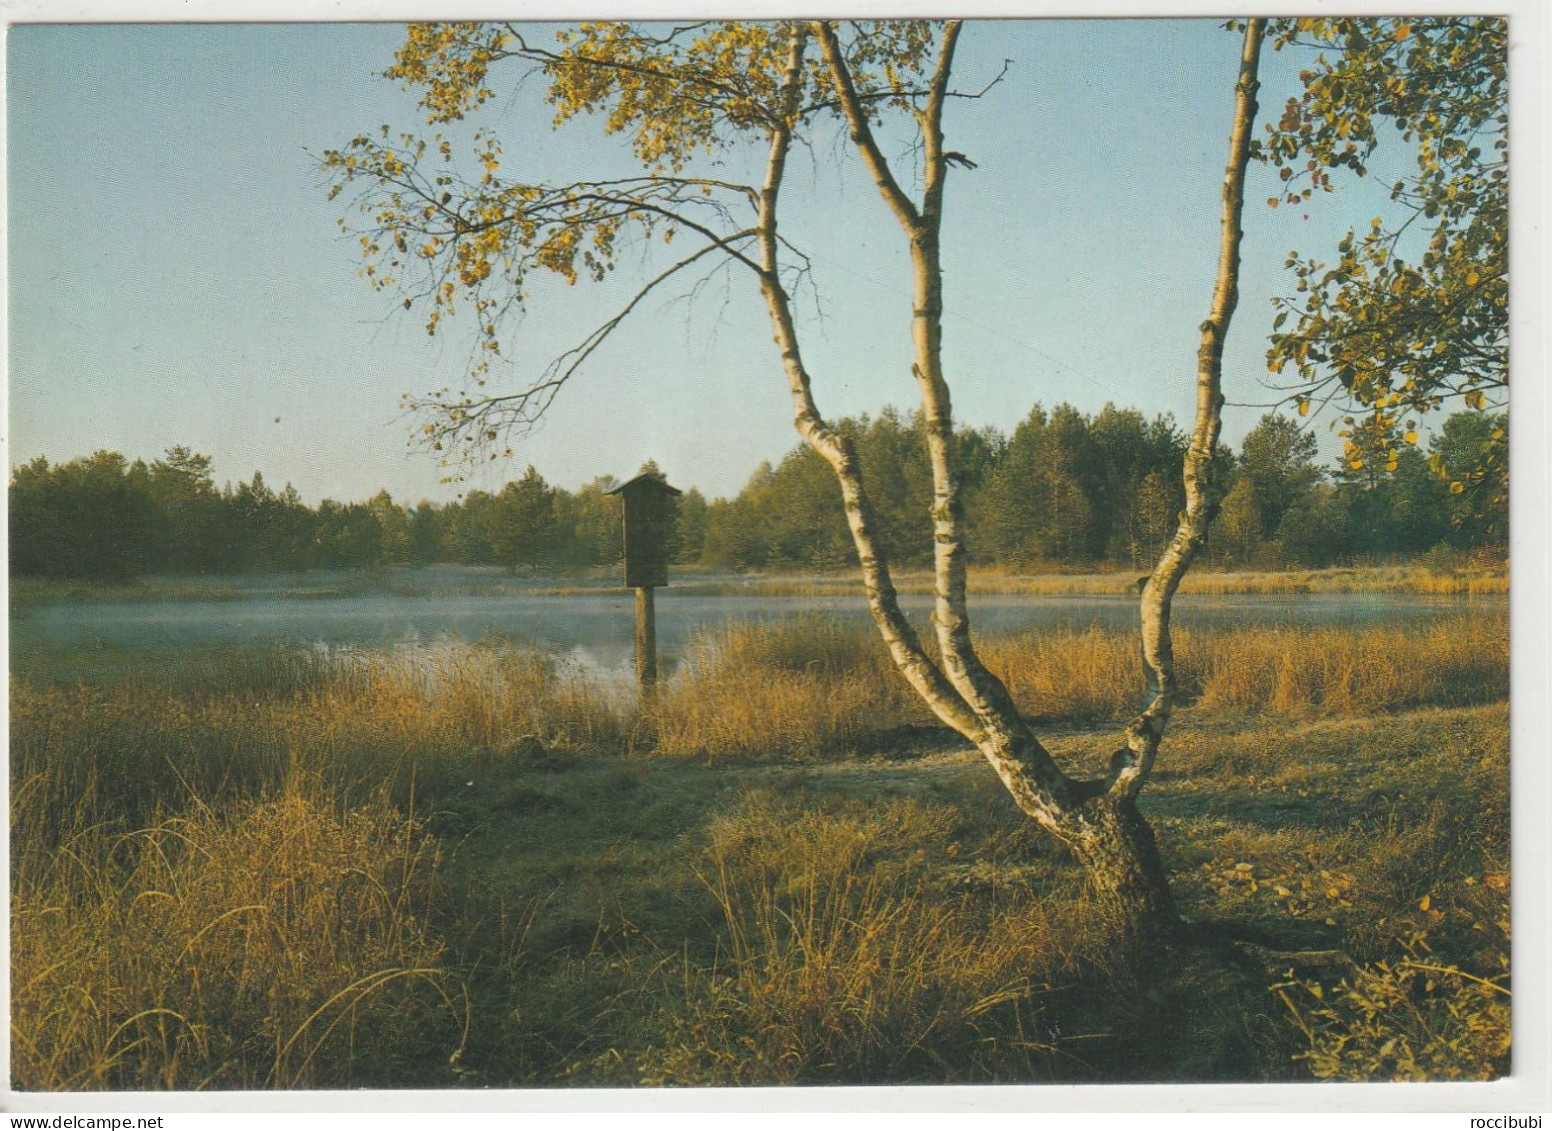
10, 611, 1510, 1089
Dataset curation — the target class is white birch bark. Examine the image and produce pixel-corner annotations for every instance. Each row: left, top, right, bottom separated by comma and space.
812, 20, 1085, 824
755, 27, 985, 743
813, 21, 1022, 733
1112, 19, 1265, 799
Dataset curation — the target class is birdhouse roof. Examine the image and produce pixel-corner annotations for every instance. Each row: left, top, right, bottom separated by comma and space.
605, 473, 681, 497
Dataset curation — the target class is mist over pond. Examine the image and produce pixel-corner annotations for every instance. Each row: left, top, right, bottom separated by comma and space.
11, 566, 1502, 689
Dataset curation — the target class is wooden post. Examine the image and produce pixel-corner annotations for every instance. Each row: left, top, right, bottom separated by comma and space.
635, 584, 657, 693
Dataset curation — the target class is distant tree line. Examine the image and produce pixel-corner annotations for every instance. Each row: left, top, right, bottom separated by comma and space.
8, 448, 628, 579
9, 407, 1504, 582
695, 404, 1505, 573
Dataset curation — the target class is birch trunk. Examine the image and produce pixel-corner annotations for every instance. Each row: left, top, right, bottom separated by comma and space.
764, 21, 1263, 959
1115, 18, 1265, 795
757, 28, 984, 742
810, 21, 1090, 829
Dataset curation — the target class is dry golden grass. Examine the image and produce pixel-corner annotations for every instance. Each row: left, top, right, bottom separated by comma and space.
647, 615, 920, 760
987, 615, 1508, 720
9, 560, 1510, 610
1168, 564, 1507, 597
649, 666, 890, 760
1190, 618, 1508, 713
10, 642, 629, 850
11, 788, 462, 1091
9, 642, 622, 1091
638, 705, 1508, 1085
979, 625, 1142, 721
638, 793, 1079, 1084
648, 610, 1508, 759
10, 603, 1512, 1088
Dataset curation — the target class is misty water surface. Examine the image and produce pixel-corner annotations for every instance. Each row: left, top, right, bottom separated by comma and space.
10, 568, 1501, 688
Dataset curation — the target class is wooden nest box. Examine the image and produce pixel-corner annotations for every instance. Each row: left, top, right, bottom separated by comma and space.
606, 472, 681, 589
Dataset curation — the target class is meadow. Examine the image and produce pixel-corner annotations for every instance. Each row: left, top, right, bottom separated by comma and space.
10, 586, 1511, 1089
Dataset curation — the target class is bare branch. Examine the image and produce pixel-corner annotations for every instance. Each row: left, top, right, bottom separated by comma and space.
813, 21, 922, 233
797, 55, 1010, 119
920, 20, 962, 222
408, 235, 751, 464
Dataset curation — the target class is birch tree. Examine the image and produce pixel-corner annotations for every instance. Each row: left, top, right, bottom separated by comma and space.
325, 18, 1266, 958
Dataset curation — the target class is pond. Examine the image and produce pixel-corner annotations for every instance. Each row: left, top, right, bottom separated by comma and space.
9, 567, 1503, 688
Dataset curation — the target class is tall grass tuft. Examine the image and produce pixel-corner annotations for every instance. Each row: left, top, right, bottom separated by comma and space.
648, 612, 1507, 760
648, 615, 924, 761
641, 794, 1073, 1084
985, 616, 1507, 720
11, 641, 629, 851
1187, 617, 1508, 714
10, 638, 620, 1092
980, 625, 1143, 722
11, 788, 464, 1091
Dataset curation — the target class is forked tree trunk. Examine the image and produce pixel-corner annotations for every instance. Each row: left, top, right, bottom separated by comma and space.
968, 726, 1177, 959
1060, 793, 1178, 961
759, 20, 1263, 963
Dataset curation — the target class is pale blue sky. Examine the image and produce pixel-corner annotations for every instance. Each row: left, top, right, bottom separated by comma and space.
7, 20, 1407, 504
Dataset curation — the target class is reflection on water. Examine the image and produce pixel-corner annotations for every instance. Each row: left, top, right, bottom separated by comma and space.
11, 580, 1499, 685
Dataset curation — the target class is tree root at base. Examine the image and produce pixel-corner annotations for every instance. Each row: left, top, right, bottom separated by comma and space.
1169, 917, 1357, 974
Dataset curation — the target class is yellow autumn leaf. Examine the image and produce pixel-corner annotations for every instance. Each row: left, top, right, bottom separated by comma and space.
1419, 894, 1432, 911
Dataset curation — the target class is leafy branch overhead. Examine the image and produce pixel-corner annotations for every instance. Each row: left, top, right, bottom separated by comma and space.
1257, 18, 1505, 498
321, 21, 990, 476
